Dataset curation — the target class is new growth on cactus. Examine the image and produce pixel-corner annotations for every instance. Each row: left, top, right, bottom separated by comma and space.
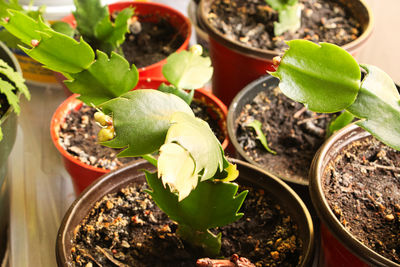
1, 10, 247, 256
265, 0, 301, 36
271, 39, 400, 151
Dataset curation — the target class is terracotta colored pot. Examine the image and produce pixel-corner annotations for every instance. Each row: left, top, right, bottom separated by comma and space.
198, 0, 374, 106
55, 1, 192, 94
309, 124, 399, 266
51, 78, 228, 194
56, 158, 315, 266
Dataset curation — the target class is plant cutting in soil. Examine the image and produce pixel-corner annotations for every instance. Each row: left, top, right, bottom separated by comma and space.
56, 0, 186, 69
235, 85, 335, 183
71, 183, 302, 266
206, 0, 361, 51
271, 39, 400, 262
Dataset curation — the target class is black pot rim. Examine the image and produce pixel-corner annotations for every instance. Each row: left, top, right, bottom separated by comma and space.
198, 0, 374, 61
309, 123, 400, 267
227, 75, 309, 186
56, 158, 315, 266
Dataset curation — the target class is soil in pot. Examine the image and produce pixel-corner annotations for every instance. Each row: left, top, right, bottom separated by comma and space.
59, 101, 226, 171
120, 15, 185, 68
206, 0, 361, 51
235, 85, 335, 184
70, 183, 302, 266
322, 135, 400, 264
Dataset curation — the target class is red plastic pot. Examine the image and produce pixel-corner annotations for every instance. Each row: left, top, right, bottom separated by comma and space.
55, 1, 191, 94
198, 0, 374, 106
51, 78, 228, 194
309, 124, 399, 267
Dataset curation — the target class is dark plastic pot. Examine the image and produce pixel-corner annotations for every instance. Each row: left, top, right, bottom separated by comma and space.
56, 158, 314, 266
55, 1, 192, 95
0, 41, 21, 261
51, 78, 228, 194
198, 0, 374, 106
309, 124, 399, 267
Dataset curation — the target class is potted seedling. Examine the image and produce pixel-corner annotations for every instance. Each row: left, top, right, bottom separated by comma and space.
197, 0, 373, 105
270, 39, 400, 266
0, 41, 30, 261
54, 0, 191, 93
1, 10, 226, 193
2, 10, 315, 266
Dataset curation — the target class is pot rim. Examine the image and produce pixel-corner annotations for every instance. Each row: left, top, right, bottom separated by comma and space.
61, 1, 192, 72
56, 158, 314, 267
309, 123, 400, 267
198, 0, 374, 60
227, 75, 309, 186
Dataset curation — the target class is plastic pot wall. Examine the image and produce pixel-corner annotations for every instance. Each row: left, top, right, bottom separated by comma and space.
56, 158, 314, 266
198, 0, 374, 106
51, 78, 228, 194
0, 41, 21, 260
309, 124, 400, 267
56, 1, 191, 94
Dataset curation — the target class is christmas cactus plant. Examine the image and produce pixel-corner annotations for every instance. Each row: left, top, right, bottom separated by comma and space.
1, 10, 247, 256
52, 0, 134, 56
271, 39, 400, 151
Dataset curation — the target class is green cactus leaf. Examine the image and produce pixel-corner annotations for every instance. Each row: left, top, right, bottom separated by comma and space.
164, 112, 224, 182
347, 64, 400, 150
145, 170, 247, 231
66, 51, 138, 106
162, 50, 213, 90
51, 21, 76, 37
94, 7, 133, 53
99, 90, 194, 156
271, 40, 361, 112
274, 3, 301, 36
73, 0, 108, 41
0, 10, 48, 46
21, 31, 94, 74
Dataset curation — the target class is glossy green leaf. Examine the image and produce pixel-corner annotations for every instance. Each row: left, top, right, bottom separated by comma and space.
0, 10, 49, 46
164, 112, 224, 182
51, 21, 76, 37
145, 171, 247, 231
0, 30, 20, 49
347, 64, 400, 150
0, 0, 22, 18
94, 7, 133, 53
66, 51, 138, 105
246, 120, 276, 154
271, 40, 361, 112
325, 110, 354, 138
100, 90, 194, 156
22, 32, 94, 74
73, 0, 108, 41
158, 82, 192, 104
274, 3, 301, 35
162, 50, 213, 90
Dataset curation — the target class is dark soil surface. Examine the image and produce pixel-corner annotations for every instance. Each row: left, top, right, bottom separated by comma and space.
236, 86, 333, 184
58, 101, 226, 170
207, 0, 361, 51
58, 104, 137, 170
0, 94, 9, 119
71, 183, 302, 266
323, 136, 400, 264
122, 18, 185, 68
